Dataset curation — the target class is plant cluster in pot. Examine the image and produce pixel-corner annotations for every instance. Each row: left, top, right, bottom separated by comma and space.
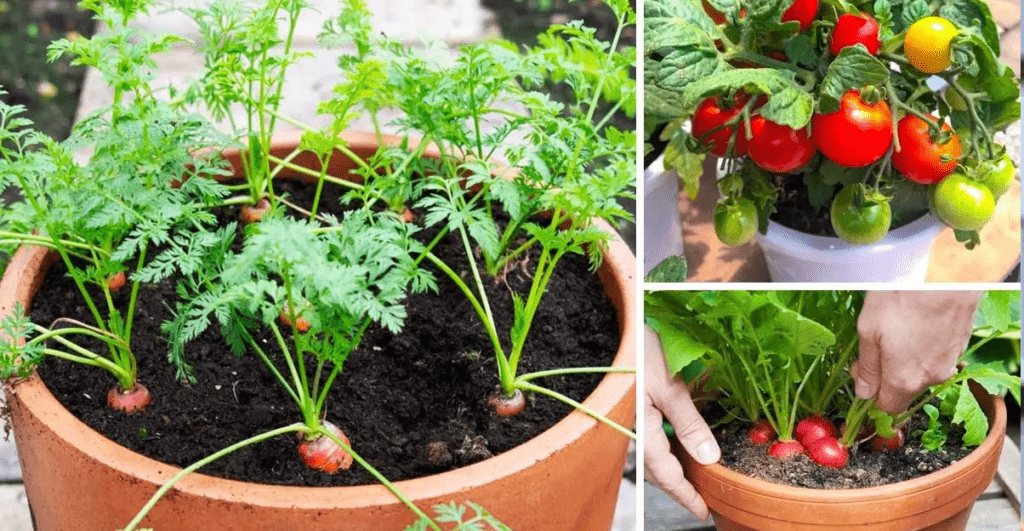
645, 290, 1021, 530
0, 0, 638, 530
643, 0, 1020, 282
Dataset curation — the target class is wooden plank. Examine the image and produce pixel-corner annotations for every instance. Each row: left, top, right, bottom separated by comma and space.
994, 435, 1021, 516
0, 484, 33, 531
644, 483, 717, 531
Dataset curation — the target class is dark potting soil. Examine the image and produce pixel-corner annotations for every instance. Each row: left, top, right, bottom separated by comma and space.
711, 407, 973, 489
767, 173, 921, 238
768, 174, 838, 238
29, 179, 623, 487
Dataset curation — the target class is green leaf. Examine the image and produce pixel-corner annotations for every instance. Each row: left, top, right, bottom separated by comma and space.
818, 47, 889, 114
645, 255, 688, 282
951, 381, 988, 446
939, 0, 1000, 55
918, 403, 948, 450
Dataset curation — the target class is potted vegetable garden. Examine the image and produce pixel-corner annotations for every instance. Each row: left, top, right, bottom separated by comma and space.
644, 0, 1020, 281
645, 290, 1021, 530
0, 0, 637, 530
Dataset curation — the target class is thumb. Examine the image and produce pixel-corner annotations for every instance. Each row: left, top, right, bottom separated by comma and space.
661, 391, 720, 466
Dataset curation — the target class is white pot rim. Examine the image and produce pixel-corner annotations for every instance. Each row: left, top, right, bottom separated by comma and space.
759, 213, 944, 257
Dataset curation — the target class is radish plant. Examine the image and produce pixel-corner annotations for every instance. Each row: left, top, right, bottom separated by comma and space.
645, 290, 1021, 469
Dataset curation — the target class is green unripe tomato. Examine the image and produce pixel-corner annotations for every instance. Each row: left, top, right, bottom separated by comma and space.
713, 198, 758, 246
981, 154, 1015, 198
930, 173, 995, 230
830, 185, 891, 245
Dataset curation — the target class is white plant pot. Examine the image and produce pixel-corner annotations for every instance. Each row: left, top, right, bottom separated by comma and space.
755, 215, 944, 282
644, 165, 685, 276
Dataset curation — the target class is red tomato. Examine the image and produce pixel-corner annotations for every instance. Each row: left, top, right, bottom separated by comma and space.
830, 13, 880, 55
891, 114, 962, 184
746, 116, 816, 173
782, 0, 818, 31
692, 94, 751, 157
812, 91, 892, 168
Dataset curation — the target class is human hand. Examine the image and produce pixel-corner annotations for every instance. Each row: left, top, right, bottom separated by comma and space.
644, 326, 720, 520
851, 291, 981, 414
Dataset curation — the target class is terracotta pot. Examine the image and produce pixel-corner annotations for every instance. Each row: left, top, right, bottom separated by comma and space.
677, 386, 1006, 531
0, 131, 637, 531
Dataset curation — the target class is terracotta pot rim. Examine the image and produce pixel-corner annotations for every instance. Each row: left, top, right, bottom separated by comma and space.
685, 392, 1006, 503
1, 131, 637, 509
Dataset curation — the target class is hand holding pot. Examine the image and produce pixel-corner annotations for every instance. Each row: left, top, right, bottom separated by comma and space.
644, 326, 720, 520
852, 291, 981, 414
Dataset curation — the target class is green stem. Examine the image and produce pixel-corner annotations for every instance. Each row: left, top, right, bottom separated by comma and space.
120, 424, 307, 531
515, 366, 635, 383
514, 380, 635, 440
316, 426, 442, 531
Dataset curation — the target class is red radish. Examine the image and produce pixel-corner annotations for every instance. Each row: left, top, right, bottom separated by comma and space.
795, 414, 838, 446
487, 388, 526, 416
239, 198, 271, 224
297, 421, 354, 473
869, 428, 906, 452
807, 436, 848, 468
768, 439, 804, 458
279, 303, 311, 333
107, 383, 151, 414
747, 419, 775, 445
106, 271, 127, 292
399, 208, 415, 223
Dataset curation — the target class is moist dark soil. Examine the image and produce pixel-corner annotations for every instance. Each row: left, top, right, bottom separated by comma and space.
710, 406, 973, 489
30, 179, 623, 487
768, 174, 839, 237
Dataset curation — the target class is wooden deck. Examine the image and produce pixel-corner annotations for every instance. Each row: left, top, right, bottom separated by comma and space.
645, 435, 1022, 531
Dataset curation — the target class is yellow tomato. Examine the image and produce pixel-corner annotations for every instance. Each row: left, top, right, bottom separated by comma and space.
904, 17, 958, 74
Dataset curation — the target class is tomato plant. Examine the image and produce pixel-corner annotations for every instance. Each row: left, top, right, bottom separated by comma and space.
781, 0, 817, 32
930, 174, 995, 230
830, 185, 891, 245
812, 91, 892, 168
891, 114, 961, 184
904, 17, 958, 74
713, 198, 759, 246
692, 94, 750, 156
746, 116, 815, 172
830, 13, 879, 56
647, 0, 1019, 250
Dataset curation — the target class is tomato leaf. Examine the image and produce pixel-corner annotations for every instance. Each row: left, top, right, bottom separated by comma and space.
818, 46, 888, 114
645, 255, 689, 282
939, 0, 1000, 55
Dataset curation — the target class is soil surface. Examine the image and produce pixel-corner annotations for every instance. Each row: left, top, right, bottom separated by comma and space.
711, 407, 973, 489
30, 179, 624, 487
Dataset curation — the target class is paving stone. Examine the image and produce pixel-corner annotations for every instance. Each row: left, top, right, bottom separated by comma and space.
130, 0, 485, 44
612, 478, 637, 531
0, 484, 33, 531
988, 0, 1021, 30
998, 24, 1020, 77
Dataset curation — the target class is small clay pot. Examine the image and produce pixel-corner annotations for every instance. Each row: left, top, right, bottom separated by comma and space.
676, 383, 1006, 531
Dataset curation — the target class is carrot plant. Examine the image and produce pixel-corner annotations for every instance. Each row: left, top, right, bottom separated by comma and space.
177, 0, 638, 434
646, 290, 1021, 469
0, 0, 231, 412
